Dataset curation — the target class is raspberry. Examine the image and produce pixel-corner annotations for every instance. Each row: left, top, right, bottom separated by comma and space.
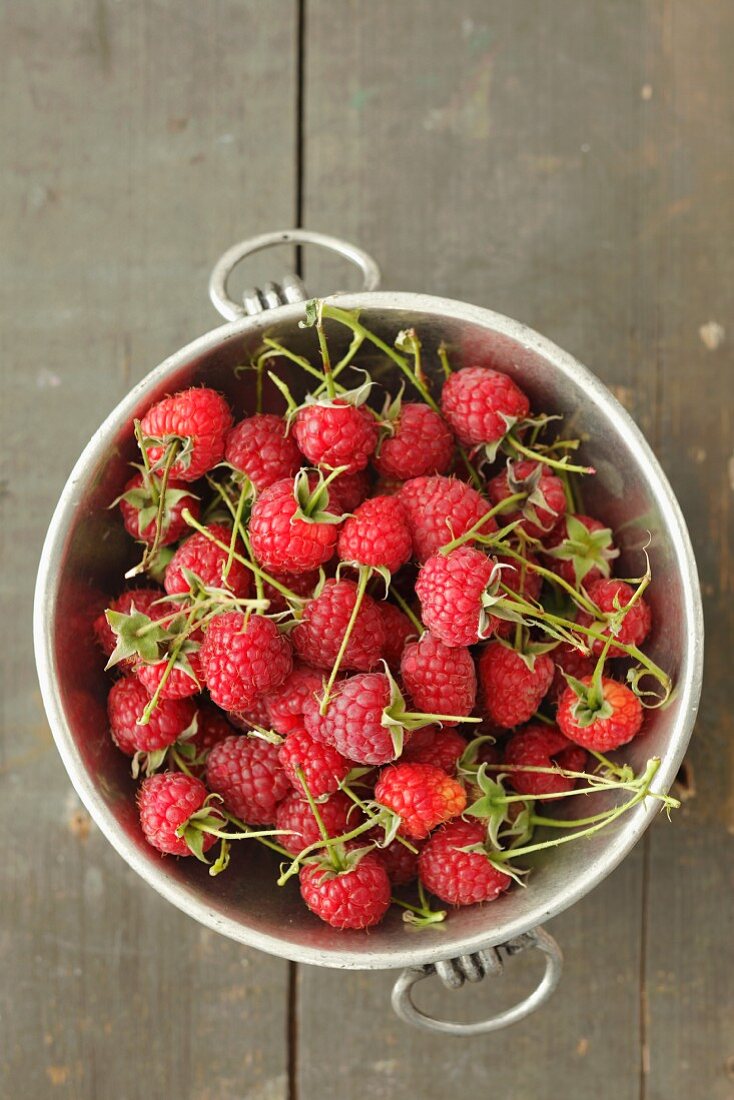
328, 469, 370, 512
137, 772, 217, 857
369, 832, 423, 885
141, 387, 233, 482
440, 366, 530, 447
486, 460, 566, 540
135, 650, 202, 700
415, 547, 498, 646
299, 851, 391, 929
107, 675, 195, 755
418, 818, 511, 906
556, 676, 643, 751
262, 569, 320, 613
275, 790, 354, 855
118, 472, 200, 547
478, 642, 554, 728
94, 588, 166, 667
292, 579, 385, 672
549, 643, 595, 706
337, 496, 412, 574
278, 726, 351, 797
543, 514, 617, 588
199, 611, 292, 713
225, 413, 302, 490
266, 665, 325, 735
399, 476, 497, 562
164, 524, 251, 598
206, 734, 290, 824
303, 672, 402, 766
402, 727, 467, 775
576, 579, 652, 657
249, 477, 340, 574
379, 601, 418, 670
502, 723, 588, 796
374, 763, 467, 839
293, 401, 378, 474
400, 633, 476, 723
373, 403, 454, 481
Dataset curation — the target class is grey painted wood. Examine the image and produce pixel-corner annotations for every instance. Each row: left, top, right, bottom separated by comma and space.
0, 2, 298, 1097
641, 4, 734, 1098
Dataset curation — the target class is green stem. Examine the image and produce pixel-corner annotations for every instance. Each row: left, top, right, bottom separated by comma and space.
316, 317, 336, 400
506, 433, 594, 475
319, 568, 370, 714
401, 712, 482, 725
223, 482, 249, 583
497, 544, 599, 615
389, 588, 423, 633
439, 493, 527, 555
221, 811, 293, 857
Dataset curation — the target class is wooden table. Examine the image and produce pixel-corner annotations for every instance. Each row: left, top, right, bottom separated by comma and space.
2, 2, 731, 1097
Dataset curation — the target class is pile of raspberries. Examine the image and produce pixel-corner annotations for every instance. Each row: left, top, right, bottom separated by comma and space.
93, 302, 667, 932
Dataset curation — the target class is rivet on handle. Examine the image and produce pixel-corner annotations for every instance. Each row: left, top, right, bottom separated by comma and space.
208, 229, 381, 321
391, 927, 563, 1037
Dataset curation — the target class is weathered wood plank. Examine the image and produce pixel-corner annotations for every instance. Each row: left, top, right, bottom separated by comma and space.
642, 3, 734, 1098
300, 2, 660, 1094
0, 2, 298, 1096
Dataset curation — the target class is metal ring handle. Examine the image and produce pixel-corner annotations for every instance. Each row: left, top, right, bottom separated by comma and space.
391, 927, 563, 1037
208, 229, 381, 321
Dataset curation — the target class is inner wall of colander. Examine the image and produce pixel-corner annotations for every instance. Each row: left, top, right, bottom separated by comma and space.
53, 301, 686, 962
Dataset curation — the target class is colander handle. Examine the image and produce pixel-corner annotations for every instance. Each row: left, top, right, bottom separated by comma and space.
391, 926, 562, 1036
208, 229, 381, 321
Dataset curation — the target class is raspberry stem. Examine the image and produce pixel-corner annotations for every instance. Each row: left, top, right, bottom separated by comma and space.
315, 308, 337, 400
389, 588, 424, 633
181, 509, 304, 604
497, 544, 600, 615
506, 433, 594, 475
391, 892, 447, 927
221, 811, 293, 857
319, 567, 370, 715
295, 766, 342, 871
138, 602, 200, 724
438, 493, 527, 555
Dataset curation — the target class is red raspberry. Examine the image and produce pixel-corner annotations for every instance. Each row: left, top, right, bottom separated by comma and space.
275, 790, 354, 855
415, 547, 498, 646
557, 676, 643, 751
278, 726, 352, 798
399, 476, 496, 562
249, 477, 340, 574
225, 413, 302, 490
199, 611, 292, 713
486, 460, 566, 540
549, 643, 595, 706
262, 569, 320, 613
328, 469, 371, 512
292, 579, 385, 672
418, 818, 511, 906
206, 734, 290, 824
303, 672, 403, 766
94, 588, 166, 667
338, 496, 412, 574
576, 579, 652, 657
543, 514, 617, 588
402, 727, 467, 775
135, 650, 203, 700
478, 642, 554, 728
375, 763, 467, 839
140, 387, 233, 482
379, 601, 418, 670
293, 401, 378, 474
503, 723, 588, 796
107, 675, 196, 755
400, 633, 476, 722
118, 471, 201, 547
164, 524, 251, 598
137, 772, 217, 857
374, 403, 454, 481
299, 850, 391, 929
370, 832, 423, 885
440, 366, 530, 447
266, 664, 324, 734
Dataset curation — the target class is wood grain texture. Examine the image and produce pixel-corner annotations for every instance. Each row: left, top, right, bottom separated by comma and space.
0, 2, 298, 1097
301, 4, 655, 1095
641, 4, 734, 1099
